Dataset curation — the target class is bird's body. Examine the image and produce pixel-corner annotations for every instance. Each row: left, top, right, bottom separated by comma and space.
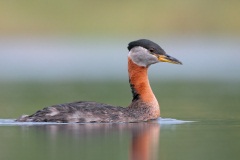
17, 39, 182, 123
18, 101, 158, 123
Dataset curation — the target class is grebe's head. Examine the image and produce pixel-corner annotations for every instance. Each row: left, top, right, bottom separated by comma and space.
128, 39, 182, 67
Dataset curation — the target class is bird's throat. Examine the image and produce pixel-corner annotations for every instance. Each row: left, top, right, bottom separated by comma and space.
128, 58, 159, 107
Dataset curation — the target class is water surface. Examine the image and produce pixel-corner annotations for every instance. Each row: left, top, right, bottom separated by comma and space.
0, 37, 240, 160
0, 118, 239, 160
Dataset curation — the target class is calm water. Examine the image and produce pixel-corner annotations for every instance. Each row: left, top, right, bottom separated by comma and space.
0, 119, 239, 160
0, 37, 240, 160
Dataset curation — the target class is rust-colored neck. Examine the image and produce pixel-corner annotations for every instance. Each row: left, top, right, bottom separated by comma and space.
128, 58, 159, 107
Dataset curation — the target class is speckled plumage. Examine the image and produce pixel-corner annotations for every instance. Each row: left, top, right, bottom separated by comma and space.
17, 100, 159, 123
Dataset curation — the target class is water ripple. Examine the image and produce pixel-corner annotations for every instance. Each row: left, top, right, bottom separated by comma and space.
0, 118, 194, 126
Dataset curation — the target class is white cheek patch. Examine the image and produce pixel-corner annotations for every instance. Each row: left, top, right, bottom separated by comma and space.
128, 46, 159, 67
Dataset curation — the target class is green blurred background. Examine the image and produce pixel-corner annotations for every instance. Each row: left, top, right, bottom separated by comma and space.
1, 0, 240, 36
0, 0, 240, 120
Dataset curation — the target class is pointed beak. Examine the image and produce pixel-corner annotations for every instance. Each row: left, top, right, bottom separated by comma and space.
158, 54, 182, 65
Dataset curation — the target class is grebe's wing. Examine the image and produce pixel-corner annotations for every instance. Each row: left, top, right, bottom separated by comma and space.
17, 101, 126, 123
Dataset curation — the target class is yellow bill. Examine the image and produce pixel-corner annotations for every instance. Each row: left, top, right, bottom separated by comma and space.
158, 54, 182, 65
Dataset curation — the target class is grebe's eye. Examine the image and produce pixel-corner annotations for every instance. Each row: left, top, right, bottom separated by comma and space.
149, 48, 154, 53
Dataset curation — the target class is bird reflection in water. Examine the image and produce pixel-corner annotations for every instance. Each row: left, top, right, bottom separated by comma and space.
34, 122, 160, 160
130, 123, 160, 160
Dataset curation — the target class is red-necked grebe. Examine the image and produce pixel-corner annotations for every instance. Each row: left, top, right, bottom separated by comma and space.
17, 39, 182, 123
